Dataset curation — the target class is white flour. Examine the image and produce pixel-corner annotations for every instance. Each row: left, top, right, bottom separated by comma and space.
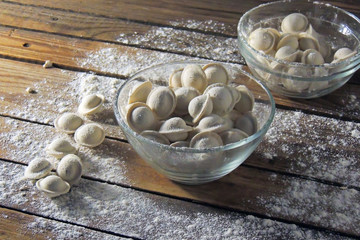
79, 47, 192, 77
0, 22, 359, 238
169, 19, 232, 34
0, 161, 350, 240
257, 110, 360, 188
0, 211, 126, 240
256, 172, 360, 232
116, 26, 244, 64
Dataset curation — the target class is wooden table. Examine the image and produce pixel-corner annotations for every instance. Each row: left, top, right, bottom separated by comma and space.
0, 1, 359, 239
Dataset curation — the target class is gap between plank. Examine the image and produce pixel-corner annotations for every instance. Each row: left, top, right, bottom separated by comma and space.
0, 157, 357, 239
0, 204, 142, 240
0, 41, 358, 124
1, 0, 237, 38
0, 110, 359, 192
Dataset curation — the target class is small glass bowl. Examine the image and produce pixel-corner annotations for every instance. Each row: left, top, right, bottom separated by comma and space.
238, 0, 360, 98
113, 61, 275, 185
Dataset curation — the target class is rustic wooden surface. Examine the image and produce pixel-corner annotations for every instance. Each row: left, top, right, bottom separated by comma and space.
0, 0, 359, 239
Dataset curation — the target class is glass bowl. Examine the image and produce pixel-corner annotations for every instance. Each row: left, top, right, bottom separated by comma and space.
238, 0, 360, 99
113, 61, 275, 185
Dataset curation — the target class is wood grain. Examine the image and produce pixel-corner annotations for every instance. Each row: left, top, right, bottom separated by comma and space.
1, 0, 358, 85
0, 57, 359, 188
0, 1, 244, 64
0, 159, 357, 238
0, 207, 127, 240
1, 116, 359, 236
0, 29, 358, 121
0, 0, 359, 239
0, 1, 358, 86
5, 0, 360, 36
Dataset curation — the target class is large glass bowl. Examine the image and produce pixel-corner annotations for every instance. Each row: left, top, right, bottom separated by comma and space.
238, 0, 360, 98
113, 61, 275, 184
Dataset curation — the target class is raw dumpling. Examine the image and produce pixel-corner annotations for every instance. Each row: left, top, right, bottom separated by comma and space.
57, 154, 82, 185
54, 112, 83, 134
36, 175, 71, 198
46, 138, 77, 159
78, 94, 105, 115
74, 123, 105, 147
24, 158, 53, 180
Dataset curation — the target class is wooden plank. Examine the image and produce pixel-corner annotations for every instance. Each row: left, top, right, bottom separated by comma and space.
0, 1, 244, 64
0, 117, 359, 236
0, 207, 127, 240
0, 29, 358, 120
5, 0, 360, 36
0, 58, 359, 188
0, 1, 359, 86
0, 160, 356, 239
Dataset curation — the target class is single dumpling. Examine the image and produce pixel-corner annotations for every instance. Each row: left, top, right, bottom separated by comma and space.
181, 64, 208, 93
159, 117, 193, 142
275, 46, 299, 62
140, 130, 170, 145
203, 83, 233, 116
24, 158, 53, 180
188, 94, 213, 123
248, 28, 277, 53
196, 114, 230, 133
170, 141, 189, 148
218, 128, 249, 145
57, 154, 82, 185
78, 93, 105, 115
282, 67, 311, 92
276, 33, 299, 50
36, 175, 71, 198
128, 80, 152, 104
332, 47, 357, 63
74, 123, 105, 147
301, 49, 324, 65
174, 87, 200, 116
189, 131, 223, 149
235, 112, 258, 136
146, 86, 176, 120
281, 13, 308, 34
189, 131, 224, 170
169, 68, 183, 88
126, 102, 158, 133
298, 33, 320, 51
46, 138, 77, 159
202, 63, 229, 85
234, 85, 255, 113
54, 112, 84, 134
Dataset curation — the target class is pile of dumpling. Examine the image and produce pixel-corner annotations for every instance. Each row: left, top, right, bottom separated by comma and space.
248, 13, 357, 91
126, 63, 258, 150
23, 94, 106, 198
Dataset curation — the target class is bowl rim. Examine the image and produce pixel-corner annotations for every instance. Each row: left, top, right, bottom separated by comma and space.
237, 0, 360, 73
113, 60, 276, 153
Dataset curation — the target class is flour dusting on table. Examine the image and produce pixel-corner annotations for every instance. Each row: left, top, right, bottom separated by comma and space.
0, 33, 359, 239
0, 161, 349, 240
79, 47, 192, 77
257, 110, 360, 187
116, 26, 244, 64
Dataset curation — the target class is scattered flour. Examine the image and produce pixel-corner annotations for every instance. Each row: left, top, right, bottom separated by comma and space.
257, 109, 360, 188
0, 211, 126, 240
0, 29, 359, 238
0, 117, 130, 185
256, 173, 360, 233
169, 19, 232, 35
0, 161, 350, 240
116, 26, 244, 64
79, 47, 193, 77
